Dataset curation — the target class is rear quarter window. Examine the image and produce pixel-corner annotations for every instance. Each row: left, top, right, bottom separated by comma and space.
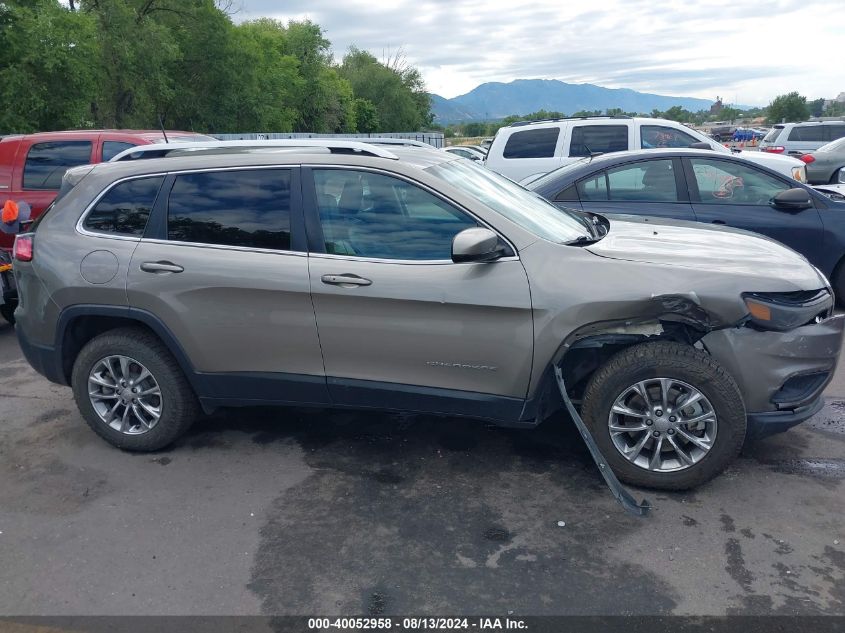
762, 127, 782, 143
83, 176, 164, 236
503, 128, 560, 159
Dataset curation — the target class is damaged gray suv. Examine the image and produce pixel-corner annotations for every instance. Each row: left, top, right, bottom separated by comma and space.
11, 140, 844, 491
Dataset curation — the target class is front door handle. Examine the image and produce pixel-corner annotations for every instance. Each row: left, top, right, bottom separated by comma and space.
140, 261, 184, 274
321, 273, 372, 287
711, 220, 726, 225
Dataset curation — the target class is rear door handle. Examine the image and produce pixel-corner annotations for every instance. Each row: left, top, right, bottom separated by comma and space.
710, 220, 726, 225
140, 261, 184, 274
321, 273, 372, 287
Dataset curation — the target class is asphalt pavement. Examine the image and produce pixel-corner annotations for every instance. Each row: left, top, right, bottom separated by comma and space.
0, 319, 843, 616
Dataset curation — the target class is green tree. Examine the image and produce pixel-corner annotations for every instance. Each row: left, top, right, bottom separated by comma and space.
222, 19, 303, 131
766, 92, 809, 123
809, 98, 826, 118
720, 106, 741, 123
825, 101, 845, 117
353, 98, 379, 133
661, 105, 692, 122
0, 0, 100, 132
340, 47, 431, 132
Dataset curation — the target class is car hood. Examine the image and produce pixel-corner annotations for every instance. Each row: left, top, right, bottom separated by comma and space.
586, 214, 824, 286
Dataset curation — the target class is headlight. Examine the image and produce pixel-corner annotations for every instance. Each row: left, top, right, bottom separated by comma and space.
743, 290, 832, 331
791, 166, 807, 182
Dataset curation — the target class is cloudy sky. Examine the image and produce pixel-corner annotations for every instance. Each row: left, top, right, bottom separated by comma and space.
232, 0, 843, 106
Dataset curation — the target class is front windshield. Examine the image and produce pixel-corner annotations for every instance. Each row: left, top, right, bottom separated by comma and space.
526, 158, 590, 190
426, 159, 592, 244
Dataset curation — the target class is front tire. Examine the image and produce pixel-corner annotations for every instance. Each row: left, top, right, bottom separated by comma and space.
71, 327, 199, 451
581, 341, 746, 490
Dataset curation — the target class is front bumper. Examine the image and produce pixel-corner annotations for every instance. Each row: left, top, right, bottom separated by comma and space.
702, 315, 844, 436
746, 396, 824, 440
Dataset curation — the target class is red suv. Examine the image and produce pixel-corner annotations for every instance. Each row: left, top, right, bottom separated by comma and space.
0, 129, 213, 322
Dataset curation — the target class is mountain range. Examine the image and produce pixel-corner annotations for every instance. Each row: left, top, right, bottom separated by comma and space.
430, 79, 729, 123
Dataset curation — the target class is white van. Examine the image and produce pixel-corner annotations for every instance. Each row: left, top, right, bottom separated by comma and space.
485, 116, 807, 184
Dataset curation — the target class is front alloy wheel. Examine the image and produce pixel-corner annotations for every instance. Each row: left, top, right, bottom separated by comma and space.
609, 378, 718, 472
580, 341, 746, 490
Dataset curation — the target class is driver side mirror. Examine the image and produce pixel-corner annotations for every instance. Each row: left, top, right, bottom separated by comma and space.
770, 188, 813, 212
452, 227, 504, 263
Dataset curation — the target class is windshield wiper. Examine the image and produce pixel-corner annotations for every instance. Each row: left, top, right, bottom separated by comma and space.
566, 235, 600, 246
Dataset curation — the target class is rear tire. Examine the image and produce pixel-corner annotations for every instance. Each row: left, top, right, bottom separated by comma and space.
0, 303, 14, 325
71, 327, 199, 451
581, 341, 746, 490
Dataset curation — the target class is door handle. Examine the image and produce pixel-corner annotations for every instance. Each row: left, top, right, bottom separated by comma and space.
140, 261, 184, 274
321, 273, 372, 287
710, 220, 726, 225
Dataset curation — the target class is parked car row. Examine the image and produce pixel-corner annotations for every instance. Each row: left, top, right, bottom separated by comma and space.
482, 116, 807, 184
6, 137, 842, 496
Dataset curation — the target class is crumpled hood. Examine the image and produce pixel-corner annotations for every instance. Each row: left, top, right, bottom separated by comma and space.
586, 214, 825, 287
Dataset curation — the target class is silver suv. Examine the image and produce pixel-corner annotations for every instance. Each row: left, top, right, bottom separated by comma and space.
760, 121, 845, 156
11, 141, 843, 491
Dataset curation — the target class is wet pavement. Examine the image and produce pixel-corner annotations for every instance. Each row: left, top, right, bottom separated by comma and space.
0, 320, 843, 616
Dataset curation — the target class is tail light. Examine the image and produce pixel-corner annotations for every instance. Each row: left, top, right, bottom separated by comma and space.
763, 146, 785, 153
13, 234, 33, 262
800, 154, 815, 164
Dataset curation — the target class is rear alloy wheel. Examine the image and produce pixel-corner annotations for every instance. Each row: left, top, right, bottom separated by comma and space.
581, 341, 746, 490
72, 327, 199, 451
87, 355, 162, 435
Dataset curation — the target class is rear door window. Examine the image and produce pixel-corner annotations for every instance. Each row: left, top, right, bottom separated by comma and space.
827, 126, 845, 142
503, 128, 560, 159
606, 159, 678, 202
102, 141, 139, 161
569, 125, 628, 157
23, 141, 93, 190
167, 169, 292, 250
84, 176, 164, 236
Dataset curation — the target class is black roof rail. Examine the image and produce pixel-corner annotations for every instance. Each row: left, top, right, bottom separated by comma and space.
509, 115, 633, 127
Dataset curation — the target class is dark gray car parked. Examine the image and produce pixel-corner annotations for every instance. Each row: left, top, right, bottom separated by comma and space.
527, 148, 845, 300
803, 136, 845, 184
10, 141, 843, 491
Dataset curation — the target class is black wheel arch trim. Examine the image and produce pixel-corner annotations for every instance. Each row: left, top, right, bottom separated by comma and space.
55, 304, 202, 392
